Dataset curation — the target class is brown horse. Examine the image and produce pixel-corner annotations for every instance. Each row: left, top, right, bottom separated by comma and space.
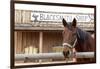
62, 18, 95, 63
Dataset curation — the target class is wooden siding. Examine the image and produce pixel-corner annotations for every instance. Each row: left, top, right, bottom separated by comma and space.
15, 31, 63, 54
43, 32, 63, 53
15, 10, 31, 24
15, 10, 22, 23
14, 31, 39, 54
15, 10, 94, 31
15, 31, 22, 54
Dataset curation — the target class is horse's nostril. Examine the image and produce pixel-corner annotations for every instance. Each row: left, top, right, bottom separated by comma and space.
63, 50, 70, 58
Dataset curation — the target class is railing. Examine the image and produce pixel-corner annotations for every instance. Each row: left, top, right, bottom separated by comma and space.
15, 52, 94, 61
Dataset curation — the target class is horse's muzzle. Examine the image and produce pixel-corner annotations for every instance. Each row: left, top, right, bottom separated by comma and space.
62, 44, 73, 58
63, 50, 69, 58
63, 49, 72, 58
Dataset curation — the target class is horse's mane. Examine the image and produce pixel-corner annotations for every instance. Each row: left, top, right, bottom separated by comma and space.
67, 22, 91, 43
77, 28, 90, 43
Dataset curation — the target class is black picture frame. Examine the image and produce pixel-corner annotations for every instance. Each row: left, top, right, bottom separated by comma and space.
10, 0, 96, 69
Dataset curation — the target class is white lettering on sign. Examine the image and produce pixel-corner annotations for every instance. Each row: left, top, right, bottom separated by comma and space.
31, 11, 94, 23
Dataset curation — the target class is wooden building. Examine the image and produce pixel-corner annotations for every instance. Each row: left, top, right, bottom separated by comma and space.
14, 10, 64, 54
14, 10, 94, 62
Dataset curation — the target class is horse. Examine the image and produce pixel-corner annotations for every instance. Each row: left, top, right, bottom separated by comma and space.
62, 18, 95, 63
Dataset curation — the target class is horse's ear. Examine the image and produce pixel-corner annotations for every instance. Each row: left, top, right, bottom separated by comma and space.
72, 18, 77, 28
62, 18, 68, 27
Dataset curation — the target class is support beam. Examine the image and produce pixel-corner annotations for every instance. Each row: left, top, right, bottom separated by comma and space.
39, 32, 43, 62
39, 31, 43, 53
15, 52, 94, 61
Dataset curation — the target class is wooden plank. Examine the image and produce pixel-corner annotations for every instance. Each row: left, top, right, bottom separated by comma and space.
22, 10, 31, 23
16, 32, 22, 54
18, 32, 39, 54
22, 32, 27, 54
39, 32, 43, 53
15, 25, 94, 31
43, 32, 62, 53
15, 10, 22, 23
14, 32, 17, 54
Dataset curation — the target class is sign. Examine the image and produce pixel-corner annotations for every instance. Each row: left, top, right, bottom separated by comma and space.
31, 11, 94, 23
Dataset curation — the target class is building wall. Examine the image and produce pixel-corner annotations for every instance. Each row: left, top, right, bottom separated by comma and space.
43, 32, 63, 53
14, 31, 39, 54
14, 31, 63, 54
15, 10, 32, 24
15, 10, 94, 31
14, 10, 94, 54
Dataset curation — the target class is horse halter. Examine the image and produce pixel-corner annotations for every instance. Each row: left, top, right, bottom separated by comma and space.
62, 30, 80, 49
63, 38, 77, 48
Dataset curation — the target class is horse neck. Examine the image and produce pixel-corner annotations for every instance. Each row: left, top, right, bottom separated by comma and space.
75, 28, 88, 51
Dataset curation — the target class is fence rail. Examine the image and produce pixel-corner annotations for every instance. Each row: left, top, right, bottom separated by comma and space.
15, 52, 94, 61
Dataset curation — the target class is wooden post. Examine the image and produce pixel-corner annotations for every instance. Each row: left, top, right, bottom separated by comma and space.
39, 31, 43, 63
39, 31, 43, 53
14, 32, 17, 54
